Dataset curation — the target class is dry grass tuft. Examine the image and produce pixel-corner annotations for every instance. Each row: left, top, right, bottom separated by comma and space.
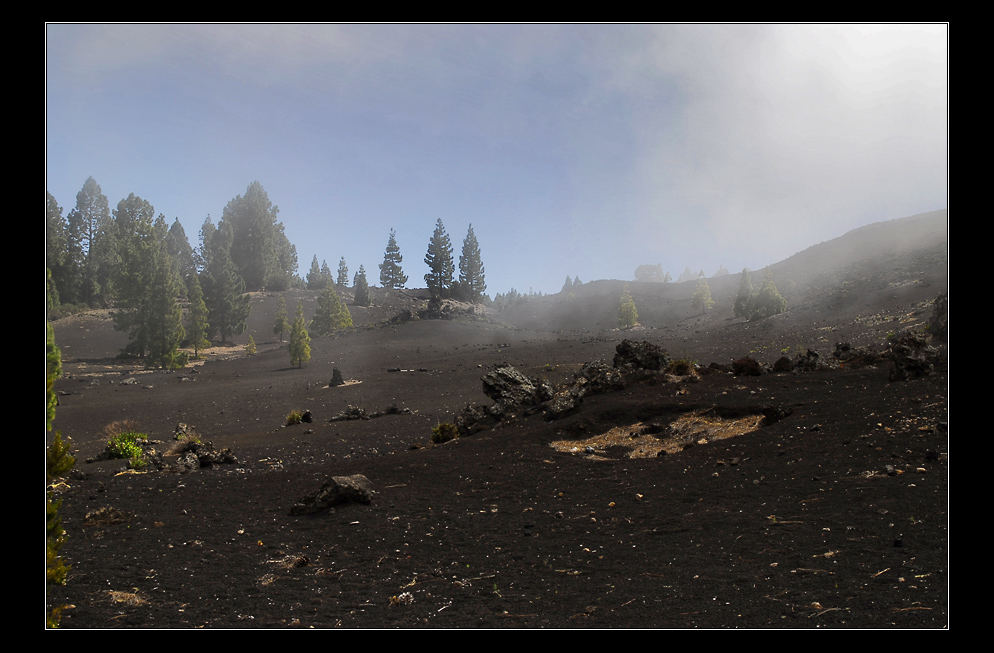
551, 410, 764, 460
106, 589, 147, 606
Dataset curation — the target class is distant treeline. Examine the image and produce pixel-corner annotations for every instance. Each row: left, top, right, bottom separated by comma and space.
46, 178, 490, 367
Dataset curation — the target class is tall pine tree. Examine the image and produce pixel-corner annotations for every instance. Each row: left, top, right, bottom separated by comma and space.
289, 301, 311, 368
273, 294, 289, 343
200, 220, 251, 344
186, 273, 211, 359
354, 265, 370, 306
311, 284, 353, 335
424, 219, 454, 299
457, 223, 486, 303
379, 228, 408, 289
337, 257, 349, 288
221, 181, 294, 291
64, 177, 114, 306
111, 196, 185, 366
306, 255, 324, 289
733, 268, 754, 319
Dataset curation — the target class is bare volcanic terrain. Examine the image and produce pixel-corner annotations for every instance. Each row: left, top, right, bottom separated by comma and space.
46, 213, 949, 629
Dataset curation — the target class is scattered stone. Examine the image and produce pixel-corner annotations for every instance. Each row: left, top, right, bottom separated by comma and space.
928, 293, 947, 342
772, 356, 794, 373
289, 474, 376, 515
612, 339, 669, 371
330, 405, 369, 421
833, 342, 882, 368
732, 357, 762, 376
482, 365, 552, 409
793, 349, 822, 372
887, 331, 938, 381
173, 440, 238, 471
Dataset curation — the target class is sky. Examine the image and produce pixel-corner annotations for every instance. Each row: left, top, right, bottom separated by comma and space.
45, 23, 947, 296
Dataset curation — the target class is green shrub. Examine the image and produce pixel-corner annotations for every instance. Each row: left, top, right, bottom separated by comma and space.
285, 410, 304, 426
618, 289, 638, 328
47, 431, 76, 482
106, 431, 148, 469
46, 493, 69, 586
431, 422, 459, 444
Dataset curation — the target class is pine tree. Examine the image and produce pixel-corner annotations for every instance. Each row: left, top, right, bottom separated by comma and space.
289, 301, 311, 368
47, 323, 62, 433
187, 274, 211, 358
221, 181, 292, 291
733, 268, 754, 319
337, 257, 349, 287
144, 227, 187, 368
165, 219, 196, 290
424, 219, 454, 299
320, 260, 334, 287
273, 294, 289, 343
458, 223, 486, 302
200, 220, 251, 344
195, 215, 217, 272
561, 276, 574, 293
46, 192, 70, 308
111, 195, 185, 366
618, 288, 639, 328
750, 274, 787, 321
354, 265, 371, 307
379, 228, 408, 289
65, 177, 114, 306
307, 255, 324, 289
692, 278, 715, 313
311, 284, 353, 335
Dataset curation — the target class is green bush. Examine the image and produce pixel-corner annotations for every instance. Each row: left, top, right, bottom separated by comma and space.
431, 422, 459, 444
285, 409, 304, 426
46, 493, 69, 586
47, 431, 76, 482
106, 431, 148, 469
618, 289, 638, 328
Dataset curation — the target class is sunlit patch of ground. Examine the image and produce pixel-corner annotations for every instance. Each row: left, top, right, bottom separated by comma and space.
550, 410, 765, 460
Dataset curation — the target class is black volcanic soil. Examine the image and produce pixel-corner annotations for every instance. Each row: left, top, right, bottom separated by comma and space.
46, 213, 949, 629
47, 307, 948, 629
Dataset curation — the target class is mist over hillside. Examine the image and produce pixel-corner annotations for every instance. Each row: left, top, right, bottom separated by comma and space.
492, 209, 946, 333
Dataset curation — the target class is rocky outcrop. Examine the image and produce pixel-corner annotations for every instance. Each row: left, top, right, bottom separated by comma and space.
732, 357, 762, 376
887, 332, 938, 381
289, 474, 376, 515
173, 440, 238, 471
482, 365, 553, 410
613, 339, 669, 371
793, 349, 822, 372
928, 293, 947, 342
833, 342, 883, 368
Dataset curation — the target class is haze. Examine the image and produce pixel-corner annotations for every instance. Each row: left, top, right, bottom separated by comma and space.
45, 23, 947, 296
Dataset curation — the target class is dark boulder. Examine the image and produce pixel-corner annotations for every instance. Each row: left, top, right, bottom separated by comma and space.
613, 339, 669, 371
481, 365, 552, 409
793, 349, 822, 372
173, 440, 238, 471
289, 474, 376, 515
772, 356, 794, 373
887, 332, 938, 381
732, 357, 762, 376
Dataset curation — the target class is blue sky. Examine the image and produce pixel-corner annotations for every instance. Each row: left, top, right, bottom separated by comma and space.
45, 23, 947, 296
